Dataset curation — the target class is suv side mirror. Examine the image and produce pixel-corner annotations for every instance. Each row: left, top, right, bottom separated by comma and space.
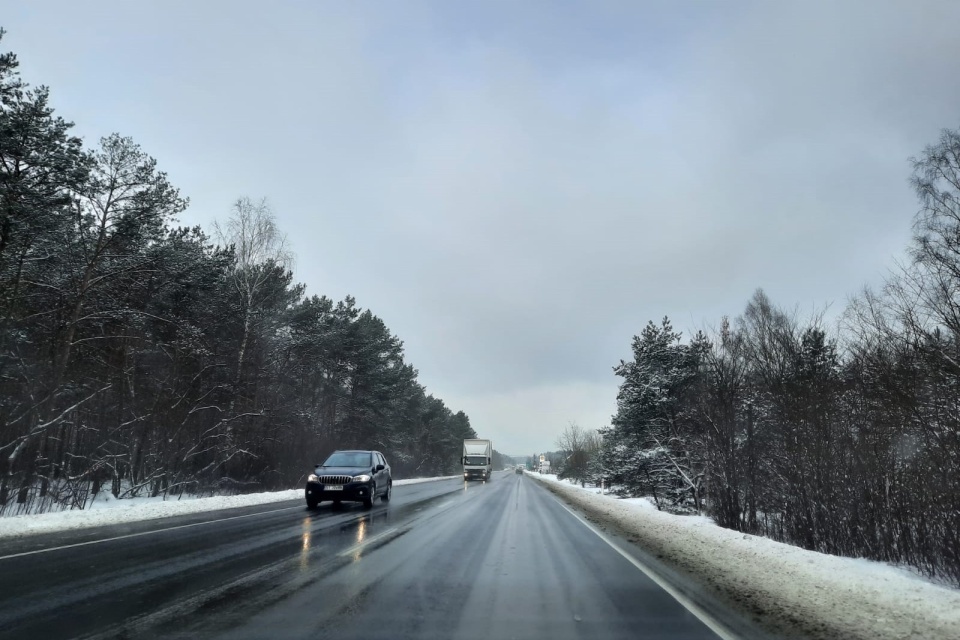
375, 464, 385, 472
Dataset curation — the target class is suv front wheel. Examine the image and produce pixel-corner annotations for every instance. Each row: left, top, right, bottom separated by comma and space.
363, 485, 375, 509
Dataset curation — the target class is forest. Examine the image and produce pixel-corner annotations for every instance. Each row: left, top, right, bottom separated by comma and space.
556, 127, 960, 586
0, 33, 475, 515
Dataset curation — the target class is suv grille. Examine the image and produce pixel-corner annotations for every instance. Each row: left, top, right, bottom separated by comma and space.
317, 475, 353, 485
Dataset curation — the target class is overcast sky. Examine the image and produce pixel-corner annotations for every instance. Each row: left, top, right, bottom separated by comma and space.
5, 1, 959, 455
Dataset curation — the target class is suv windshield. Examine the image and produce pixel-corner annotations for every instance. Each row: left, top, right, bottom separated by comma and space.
322, 452, 372, 468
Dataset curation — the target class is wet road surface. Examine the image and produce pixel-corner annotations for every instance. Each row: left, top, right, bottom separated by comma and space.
0, 471, 729, 639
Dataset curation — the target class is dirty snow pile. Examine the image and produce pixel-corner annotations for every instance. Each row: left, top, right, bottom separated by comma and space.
531, 473, 960, 640
0, 475, 459, 540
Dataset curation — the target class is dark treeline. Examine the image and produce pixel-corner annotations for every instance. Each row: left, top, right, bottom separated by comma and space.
590, 126, 960, 585
0, 34, 474, 515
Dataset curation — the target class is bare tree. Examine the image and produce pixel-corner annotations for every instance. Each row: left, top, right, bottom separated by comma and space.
555, 421, 599, 487
214, 197, 293, 394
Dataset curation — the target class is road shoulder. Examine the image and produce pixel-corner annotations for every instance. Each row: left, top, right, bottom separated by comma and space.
529, 474, 960, 640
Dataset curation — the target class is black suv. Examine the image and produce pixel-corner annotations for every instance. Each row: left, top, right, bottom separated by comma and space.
305, 450, 392, 509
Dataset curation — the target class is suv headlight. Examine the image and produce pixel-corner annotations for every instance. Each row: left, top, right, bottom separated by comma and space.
308, 474, 319, 482
352, 474, 371, 483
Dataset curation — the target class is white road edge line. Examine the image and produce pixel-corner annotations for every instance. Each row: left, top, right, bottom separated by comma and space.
0, 505, 304, 561
553, 500, 738, 640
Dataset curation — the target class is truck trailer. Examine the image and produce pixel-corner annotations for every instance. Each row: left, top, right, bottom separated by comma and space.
462, 439, 492, 481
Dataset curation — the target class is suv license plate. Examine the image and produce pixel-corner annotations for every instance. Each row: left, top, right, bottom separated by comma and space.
326, 485, 343, 491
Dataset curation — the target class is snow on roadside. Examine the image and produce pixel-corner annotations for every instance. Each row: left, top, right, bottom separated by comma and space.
530, 472, 960, 640
0, 475, 459, 540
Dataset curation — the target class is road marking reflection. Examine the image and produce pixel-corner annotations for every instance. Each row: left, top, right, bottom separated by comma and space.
299, 517, 312, 572
338, 526, 398, 562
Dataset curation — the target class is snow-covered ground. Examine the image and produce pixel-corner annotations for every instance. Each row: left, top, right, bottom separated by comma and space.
0, 475, 459, 540
531, 472, 960, 640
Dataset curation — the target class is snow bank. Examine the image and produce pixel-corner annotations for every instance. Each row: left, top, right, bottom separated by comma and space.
531, 473, 960, 640
0, 475, 459, 540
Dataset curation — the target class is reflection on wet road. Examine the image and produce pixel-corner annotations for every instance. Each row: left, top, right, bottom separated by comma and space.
299, 517, 311, 572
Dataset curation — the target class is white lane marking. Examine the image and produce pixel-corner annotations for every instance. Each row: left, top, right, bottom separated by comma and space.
0, 505, 304, 561
553, 500, 737, 640
337, 527, 400, 558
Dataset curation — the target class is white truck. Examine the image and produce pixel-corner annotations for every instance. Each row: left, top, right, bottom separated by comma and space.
462, 439, 493, 481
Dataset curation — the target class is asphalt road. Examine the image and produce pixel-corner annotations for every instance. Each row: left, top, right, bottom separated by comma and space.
0, 471, 728, 640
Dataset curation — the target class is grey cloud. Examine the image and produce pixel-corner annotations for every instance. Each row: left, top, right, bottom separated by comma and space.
377, 2, 960, 397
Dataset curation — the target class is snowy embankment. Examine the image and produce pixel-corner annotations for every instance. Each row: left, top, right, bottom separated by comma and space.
531, 473, 960, 640
0, 475, 459, 540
